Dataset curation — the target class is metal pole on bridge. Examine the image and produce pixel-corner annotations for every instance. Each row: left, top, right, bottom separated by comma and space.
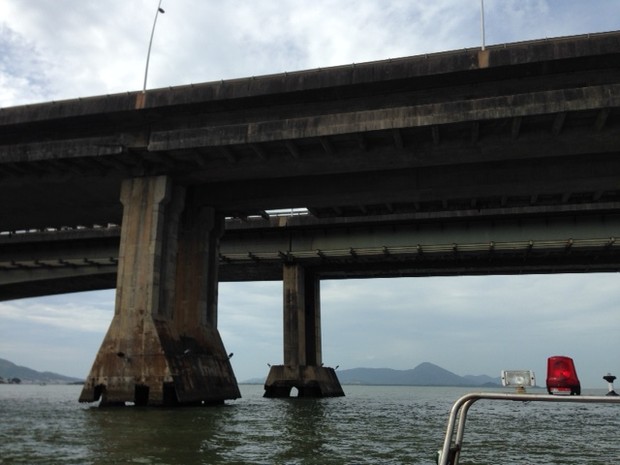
143, 0, 165, 93
480, 0, 486, 51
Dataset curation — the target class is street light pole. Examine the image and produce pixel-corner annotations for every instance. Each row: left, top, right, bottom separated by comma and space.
143, 0, 165, 93
480, 0, 486, 50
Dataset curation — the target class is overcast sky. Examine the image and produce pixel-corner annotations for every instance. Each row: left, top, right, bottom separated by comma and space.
1, 1, 619, 389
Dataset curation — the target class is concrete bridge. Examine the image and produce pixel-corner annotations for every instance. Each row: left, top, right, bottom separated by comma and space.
3, 209, 620, 301
1, 31, 620, 405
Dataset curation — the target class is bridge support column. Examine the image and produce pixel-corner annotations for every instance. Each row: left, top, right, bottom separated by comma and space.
264, 263, 344, 397
79, 175, 240, 406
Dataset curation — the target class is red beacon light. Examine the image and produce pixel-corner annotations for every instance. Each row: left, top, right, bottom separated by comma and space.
546, 355, 581, 395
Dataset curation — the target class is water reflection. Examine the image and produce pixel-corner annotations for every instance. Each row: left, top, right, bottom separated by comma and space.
84, 404, 234, 464
82, 386, 335, 465
273, 398, 330, 464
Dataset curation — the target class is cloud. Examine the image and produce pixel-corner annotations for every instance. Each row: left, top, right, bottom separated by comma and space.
0, 291, 114, 377
0, 291, 113, 333
219, 282, 282, 374
0, 1, 155, 103
320, 274, 620, 385
0, 24, 51, 106
2, 0, 619, 107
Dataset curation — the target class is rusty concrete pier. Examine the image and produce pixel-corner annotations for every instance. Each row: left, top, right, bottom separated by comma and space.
79, 176, 239, 406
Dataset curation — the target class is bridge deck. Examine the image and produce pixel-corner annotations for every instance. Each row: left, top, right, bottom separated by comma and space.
1, 31, 620, 230
1, 32, 620, 300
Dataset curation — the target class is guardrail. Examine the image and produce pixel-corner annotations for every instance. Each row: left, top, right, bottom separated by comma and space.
438, 392, 620, 465
220, 237, 617, 264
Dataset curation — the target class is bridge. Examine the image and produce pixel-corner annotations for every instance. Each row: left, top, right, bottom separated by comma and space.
2, 209, 620, 301
1, 31, 620, 405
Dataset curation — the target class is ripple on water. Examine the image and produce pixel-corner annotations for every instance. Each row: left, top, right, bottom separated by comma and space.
1, 385, 619, 464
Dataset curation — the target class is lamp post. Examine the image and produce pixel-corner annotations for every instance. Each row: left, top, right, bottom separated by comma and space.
480, 0, 486, 51
143, 0, 165, 93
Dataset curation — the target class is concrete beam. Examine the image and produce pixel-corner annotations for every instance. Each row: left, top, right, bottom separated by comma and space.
148, 85, 620, 150
2, 32, 618, 129
2, 207, 620, 300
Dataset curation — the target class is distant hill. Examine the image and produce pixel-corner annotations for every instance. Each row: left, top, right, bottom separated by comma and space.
241, 362, 500, 387
0, 358, 83, 384
336, 362, 500, 387
462, 373, 501, 386
242, 377, 267, 385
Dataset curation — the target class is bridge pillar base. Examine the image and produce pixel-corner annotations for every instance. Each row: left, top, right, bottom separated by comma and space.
79, 321, 239, 406
263, 365, 344, 398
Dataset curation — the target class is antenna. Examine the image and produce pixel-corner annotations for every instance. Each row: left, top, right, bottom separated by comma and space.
480, 0, 486, 50
143, 0, 165, 93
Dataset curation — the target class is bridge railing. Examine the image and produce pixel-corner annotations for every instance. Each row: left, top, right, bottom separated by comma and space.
219, 237, 616, 263
0, 208, 310, 236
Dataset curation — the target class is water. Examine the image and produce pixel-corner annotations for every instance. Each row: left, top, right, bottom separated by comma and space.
1, 384, 618, 464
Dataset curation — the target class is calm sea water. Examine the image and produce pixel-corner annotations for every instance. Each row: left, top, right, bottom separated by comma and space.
0, 384, 618, 464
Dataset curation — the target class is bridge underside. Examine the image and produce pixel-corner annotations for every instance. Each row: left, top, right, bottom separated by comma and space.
1, 33, 620, 233
2, 208, 620, 300
2, 242, 619, 300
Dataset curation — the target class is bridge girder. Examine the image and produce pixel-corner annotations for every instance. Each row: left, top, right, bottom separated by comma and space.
2, 207, 620, 301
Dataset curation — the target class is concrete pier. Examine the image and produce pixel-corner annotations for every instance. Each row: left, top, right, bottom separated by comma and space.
79, 176, 240, 406
264, 263, 344, 397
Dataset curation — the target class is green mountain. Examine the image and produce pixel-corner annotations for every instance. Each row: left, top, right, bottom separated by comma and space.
241, 363, 500, 386
0, 358, 83, 384
336, 362, 500, 386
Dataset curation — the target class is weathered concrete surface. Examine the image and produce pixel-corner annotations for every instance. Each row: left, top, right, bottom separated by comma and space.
1, 32, 620, 232
79, 176, 239, 406
282, 263, 321, 367
264, 365, 344, 398
3, 208, 620, 301
1, 31, 618, 128
264, 263, 343, 398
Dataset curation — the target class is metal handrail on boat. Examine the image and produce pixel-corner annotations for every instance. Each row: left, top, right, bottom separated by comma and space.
438, 392, 620, 465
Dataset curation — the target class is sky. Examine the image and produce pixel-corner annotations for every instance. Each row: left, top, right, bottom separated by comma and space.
1, 0, 619, 389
